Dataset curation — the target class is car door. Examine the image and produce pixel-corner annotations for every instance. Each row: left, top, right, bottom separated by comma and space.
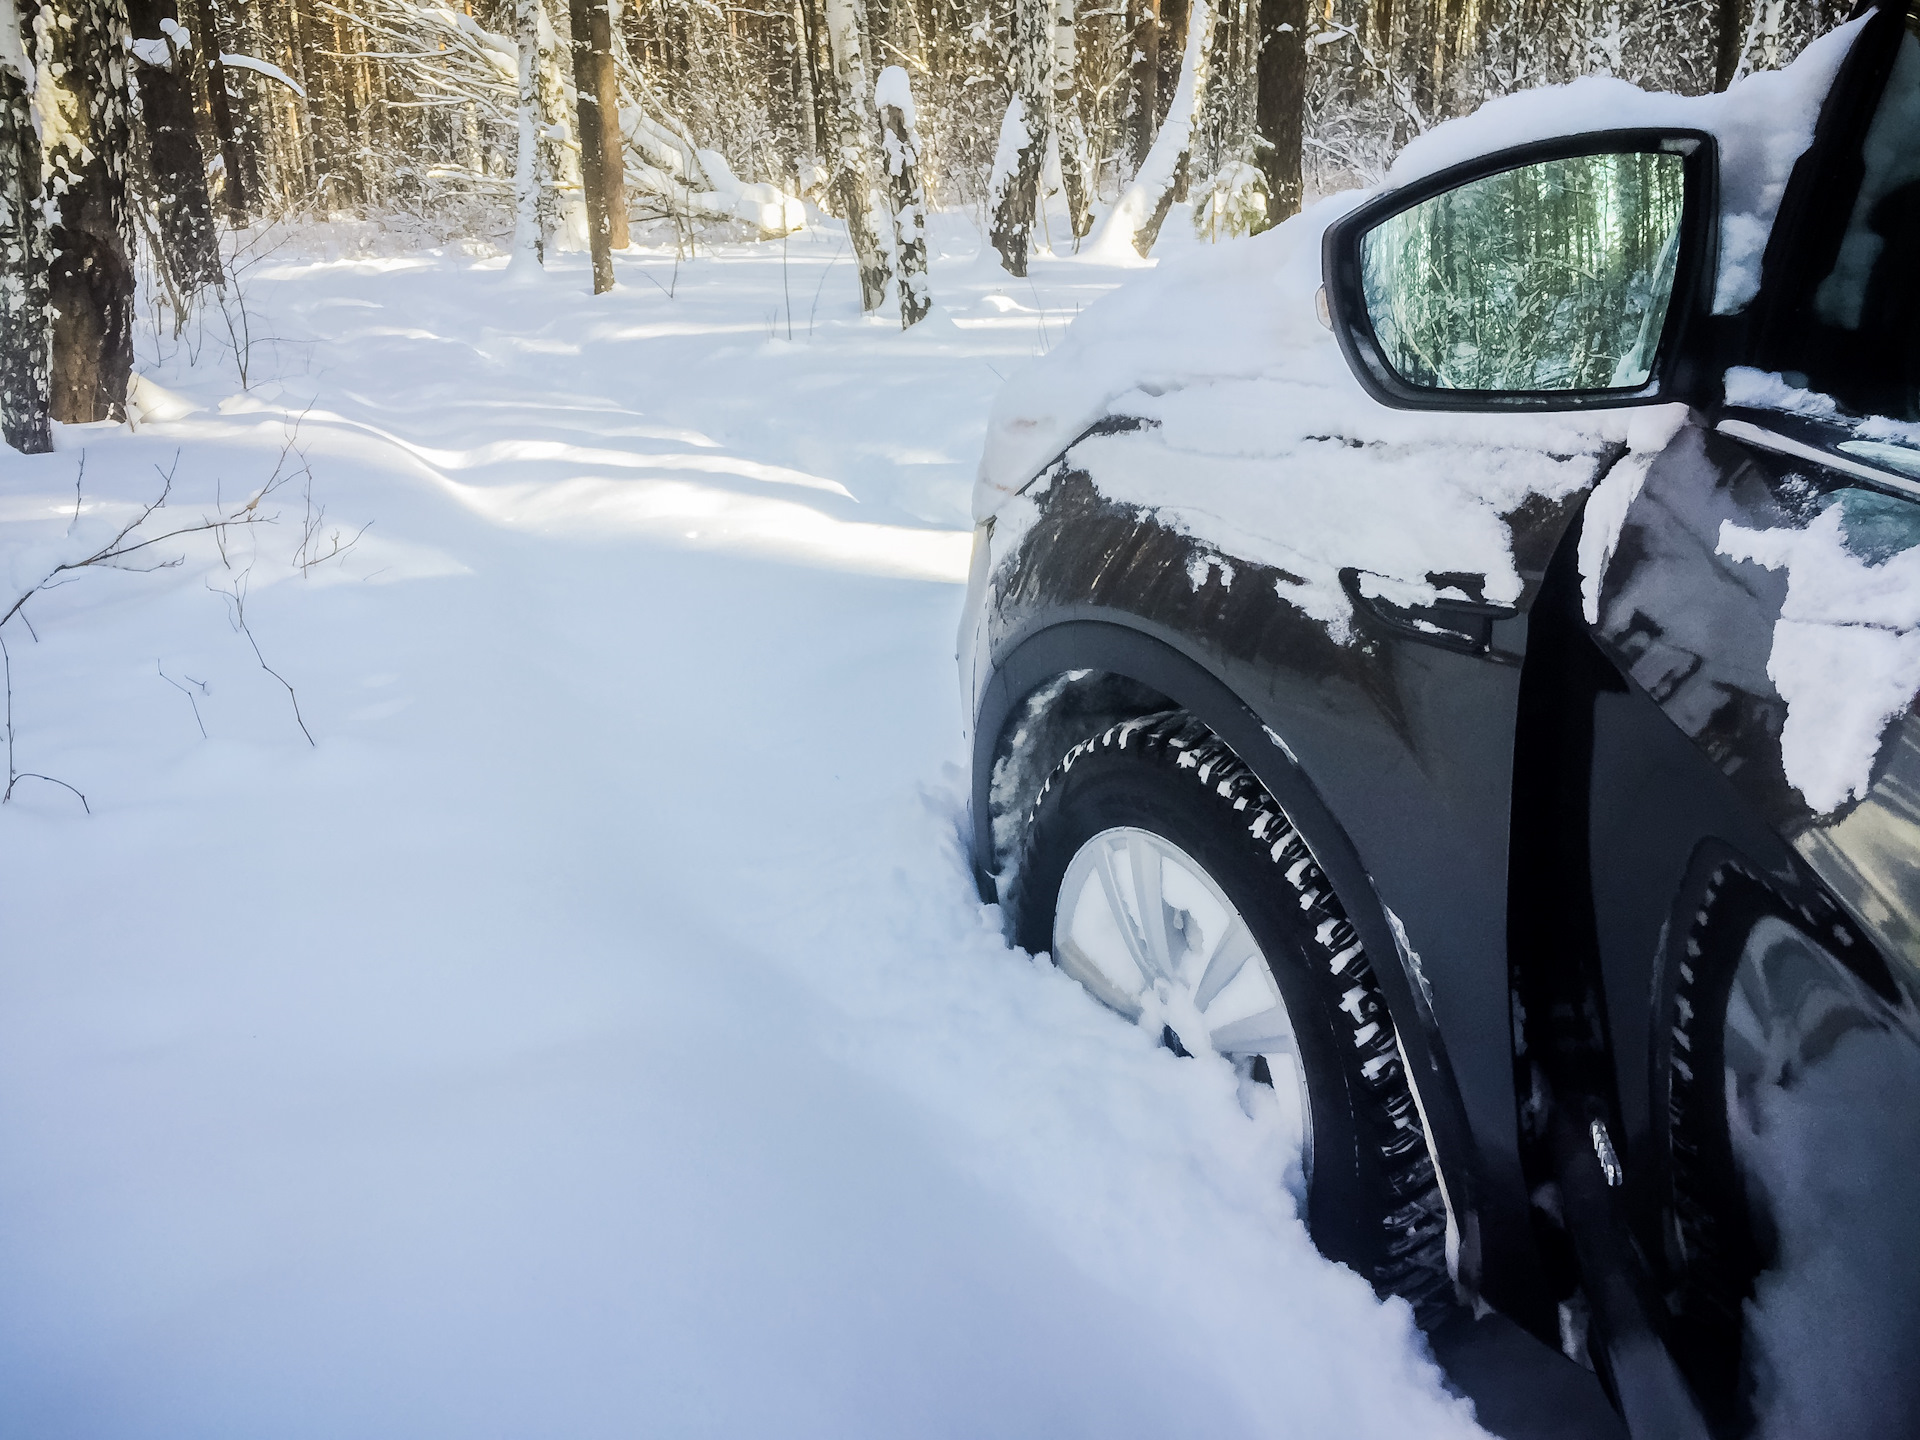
1580, 5, 1920, 1434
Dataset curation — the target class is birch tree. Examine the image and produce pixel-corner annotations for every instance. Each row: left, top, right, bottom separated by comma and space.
874, 64, 929, 327
513, 0, 548, 267
32, 0, 137, 424
819, 0, 887, 312
0, 0, 48, 453
985, 0, 1051, 276
1052, 0, 1093, 240
1095, 0, 1211, 257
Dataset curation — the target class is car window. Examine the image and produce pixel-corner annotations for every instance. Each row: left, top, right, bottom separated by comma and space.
1801, 8, 1920, 423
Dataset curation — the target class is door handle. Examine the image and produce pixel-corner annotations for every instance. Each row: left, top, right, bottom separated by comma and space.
1339, 567, 1522, 659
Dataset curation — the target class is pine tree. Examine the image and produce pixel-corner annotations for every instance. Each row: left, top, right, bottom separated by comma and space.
568, 0, 629, 292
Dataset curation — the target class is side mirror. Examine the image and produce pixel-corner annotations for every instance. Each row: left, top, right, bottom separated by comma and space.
1323, 130, 1718, 411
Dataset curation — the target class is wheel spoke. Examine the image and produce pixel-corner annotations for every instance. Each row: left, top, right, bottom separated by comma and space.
1092, 837, 1160, 984
1208, 1005, 1299, 1057
1193, 914, 1258, 1013
1126, 831, 1176, 975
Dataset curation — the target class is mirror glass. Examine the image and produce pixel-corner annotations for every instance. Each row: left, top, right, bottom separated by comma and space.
1360, 150, 1687, 393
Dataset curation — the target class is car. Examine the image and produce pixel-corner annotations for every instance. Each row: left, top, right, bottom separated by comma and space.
959, 3, 1920, 1436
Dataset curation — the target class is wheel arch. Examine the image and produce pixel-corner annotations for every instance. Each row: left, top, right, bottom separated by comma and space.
973, 614, 1491, 1296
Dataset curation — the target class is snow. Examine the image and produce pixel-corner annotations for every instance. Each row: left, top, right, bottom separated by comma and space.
220, 52, 307, 99
1721, 492, 1920, 813
873, 62, 916, 123
0, 217, 1487, 1438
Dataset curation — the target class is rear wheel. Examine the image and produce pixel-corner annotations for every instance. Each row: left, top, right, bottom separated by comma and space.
1007, 710, 1454, 1324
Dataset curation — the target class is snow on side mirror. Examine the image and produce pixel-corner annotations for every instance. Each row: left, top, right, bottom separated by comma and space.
1322, 130, 1719, 412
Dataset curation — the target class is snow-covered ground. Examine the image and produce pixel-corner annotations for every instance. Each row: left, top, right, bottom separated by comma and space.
0, 215, 1486, 1438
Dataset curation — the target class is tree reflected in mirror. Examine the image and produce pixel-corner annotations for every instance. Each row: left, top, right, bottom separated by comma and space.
1361, 150, 1687, 393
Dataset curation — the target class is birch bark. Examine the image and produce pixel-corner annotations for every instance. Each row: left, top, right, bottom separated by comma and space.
874, 65, 929, 327
1094, 0, 1211, 258
0, 0, 49, 452
126, 0, 222, 293
986, 0, 1052, 276
821, 0, 887, 311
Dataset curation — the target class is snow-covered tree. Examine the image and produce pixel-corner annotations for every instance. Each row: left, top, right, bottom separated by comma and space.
127, 0, 223, 297
1253, 0, 1304, 227
818, 0, 887, 312
1095, 0, 1210, 257
874, 65, 929, 328
31, 0, 137, 424
985, 0, 1051, 276
512, 0, 548, 268
0, 0, 49, 453
1052, 0, 1093, 241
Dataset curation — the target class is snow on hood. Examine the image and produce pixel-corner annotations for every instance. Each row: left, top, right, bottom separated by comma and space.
975, 17, 1866, 530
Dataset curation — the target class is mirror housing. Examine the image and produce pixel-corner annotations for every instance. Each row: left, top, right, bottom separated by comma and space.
1322, 130, 1719, 412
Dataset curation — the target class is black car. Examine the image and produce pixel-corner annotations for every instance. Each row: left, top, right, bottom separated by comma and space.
961, 3, 1920, 1435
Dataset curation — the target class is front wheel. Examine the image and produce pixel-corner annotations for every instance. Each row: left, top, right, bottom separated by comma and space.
1006, 711, 1453, 1324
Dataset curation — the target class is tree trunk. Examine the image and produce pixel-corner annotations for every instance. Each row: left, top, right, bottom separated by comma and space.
536, 2, 589, 251
568, 0, 628, 292
821, 0, 888, 312
1128, 0, 1159, 171
1252, 0, 1305, 227
512, 0, 546, 268
30, 0, 136, 424
0, 9, 50, 454
874, 65, 929, 327
126, 0, 222, 294
986, 0, 1052, 276
1159, 0, 1188, 196
191, 0, 257, 219
1052, 0, 1093, 239
1096, 0, 1211, 257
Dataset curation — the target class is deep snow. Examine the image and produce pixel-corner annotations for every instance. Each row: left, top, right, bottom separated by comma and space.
0, 219, 1487, 1437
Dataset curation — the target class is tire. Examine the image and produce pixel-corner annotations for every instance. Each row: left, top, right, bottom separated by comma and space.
1006, 709, 1454, 1325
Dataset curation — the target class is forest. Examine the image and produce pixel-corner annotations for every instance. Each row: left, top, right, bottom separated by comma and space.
0, 0, 1851, 454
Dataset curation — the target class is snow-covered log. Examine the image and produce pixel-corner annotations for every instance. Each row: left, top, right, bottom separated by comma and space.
985, 0, 1052, 276
0, 0, 50, 453
617, 104, 803, 236
874, 65, 929, 328
1094, 0, 1213, 259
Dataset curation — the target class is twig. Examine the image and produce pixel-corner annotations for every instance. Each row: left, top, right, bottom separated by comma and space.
0, 634, 89, 813
157, 660, 210, 739
808, 243, 845, 337
209, 572, 314, 747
